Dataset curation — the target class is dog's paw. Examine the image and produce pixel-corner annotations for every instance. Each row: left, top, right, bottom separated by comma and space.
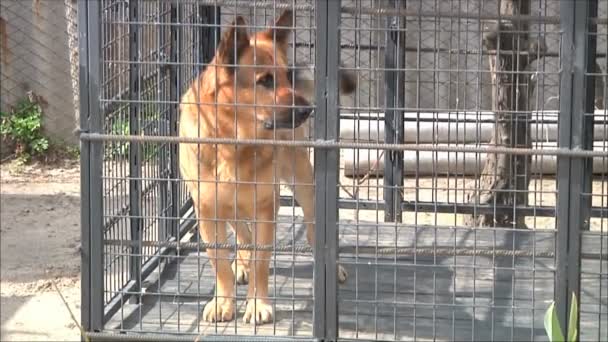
338, 264, 348, 284
232, 260, 249, 285
202, 297, 235, 323
243, 299, 273, 325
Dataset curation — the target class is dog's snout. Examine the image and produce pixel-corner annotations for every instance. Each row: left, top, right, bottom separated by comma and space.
263, 93, 312, 130
293, 96, 312, 120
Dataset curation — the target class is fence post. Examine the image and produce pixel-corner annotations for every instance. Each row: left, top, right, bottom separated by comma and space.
169, 0, 181, 239
158, 2, 170, 245
198, 5, 221, 73
79, 0, 104, 331
77, 0, 91, 335
313, 0, 328, 337
383, 0, 406, 223
128, 0, 143, 304
313, 0, 341, 339
580, 2, 598, 233
556, 0, 596, 338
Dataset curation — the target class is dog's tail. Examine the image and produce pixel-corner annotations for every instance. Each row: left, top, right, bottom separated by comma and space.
339, 67, 357, 95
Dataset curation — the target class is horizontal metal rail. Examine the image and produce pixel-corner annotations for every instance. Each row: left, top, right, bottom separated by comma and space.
137, 0, 608, 26
87, 331, 318, 342
81, 133, 608, 158
102, 196, 607, 224
294, 42, 600, 58
330, 198, 608, 218
146, 0, 584, 25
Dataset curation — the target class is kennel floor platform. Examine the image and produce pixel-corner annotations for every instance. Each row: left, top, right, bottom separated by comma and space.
104, 216, 607, 341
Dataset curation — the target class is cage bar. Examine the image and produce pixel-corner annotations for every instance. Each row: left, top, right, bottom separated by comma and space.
78, 1, 608, 341
383, 0, 406, 223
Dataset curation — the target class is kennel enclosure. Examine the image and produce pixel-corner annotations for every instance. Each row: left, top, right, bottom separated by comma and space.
79, 0, 607, 341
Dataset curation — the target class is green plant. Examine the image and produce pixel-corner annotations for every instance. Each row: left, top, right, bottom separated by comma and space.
0, 97, 49, 162
48, 140, 80, 160
65, 145, 81, 159
108, 117, 130, 159
544, 292, 579, 342
107, 114, 160, 161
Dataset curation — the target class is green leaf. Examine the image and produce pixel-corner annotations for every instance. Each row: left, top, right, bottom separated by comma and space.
544, 301, 565, 342
31, 138, 49, 153
567, 293, 578, 342
1, 96, 47, 159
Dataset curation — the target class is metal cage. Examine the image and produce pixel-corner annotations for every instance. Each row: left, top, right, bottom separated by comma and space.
79, 0, 607, 341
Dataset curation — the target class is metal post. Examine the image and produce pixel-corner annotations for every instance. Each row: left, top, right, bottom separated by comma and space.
82, 0, 104, 332
325, 0, 342, 338
198, 5, 220, 72
313, 0, 327, 336
211, 7, 221, 62
568, 0, 597, 337
581, 1, 598, 231
556, 1, 574, 329
128, 0, 143, 303
77, 0, 91, 335
158, 2, 169, 244
169, 1, 181, 240
314, 0, 341, 339
383, 0, 406, 223
557, 0, 595, 338
169, 0, 180, 239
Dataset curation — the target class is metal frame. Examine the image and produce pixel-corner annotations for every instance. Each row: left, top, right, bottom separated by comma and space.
383, 0, 406, 223
79, 0, 105, 332
78, 0, 91, 333
127, 0, 143, 304
557, 0, 599, 338
79, 0, 607, 340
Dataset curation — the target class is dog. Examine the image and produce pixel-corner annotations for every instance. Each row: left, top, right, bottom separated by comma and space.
179, 10, 356, 325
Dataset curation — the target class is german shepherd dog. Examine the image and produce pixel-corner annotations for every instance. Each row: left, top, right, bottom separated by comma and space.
179, 10, 355, 325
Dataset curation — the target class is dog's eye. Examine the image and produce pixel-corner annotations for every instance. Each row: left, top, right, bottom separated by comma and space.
257, 74, 275, 88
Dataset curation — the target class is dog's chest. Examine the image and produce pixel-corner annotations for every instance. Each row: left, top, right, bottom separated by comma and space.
213, 146, 277, 181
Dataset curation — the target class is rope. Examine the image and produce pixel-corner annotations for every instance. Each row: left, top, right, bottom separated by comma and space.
104, 239, 565, 258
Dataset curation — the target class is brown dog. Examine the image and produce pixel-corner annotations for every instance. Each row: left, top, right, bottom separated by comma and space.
179, 10, 355, 325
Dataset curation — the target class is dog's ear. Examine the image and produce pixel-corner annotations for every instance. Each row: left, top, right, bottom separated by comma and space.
262, 9, 293, 43
339, 69, 357, 95
215, 16, 249, 69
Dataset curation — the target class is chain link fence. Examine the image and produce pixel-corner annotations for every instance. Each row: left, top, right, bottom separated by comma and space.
0, 0, 79, 146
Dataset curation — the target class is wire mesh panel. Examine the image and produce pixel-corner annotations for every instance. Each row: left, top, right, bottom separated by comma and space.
98, 0, 178, 316
337, 0, 561, 340
0, 0, 78, 144
84, 0, 326, 339
581, 1, 608, 340
79, 0, 607, 341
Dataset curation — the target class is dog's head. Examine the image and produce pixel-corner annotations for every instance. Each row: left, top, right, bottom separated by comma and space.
208, 10, 311, 131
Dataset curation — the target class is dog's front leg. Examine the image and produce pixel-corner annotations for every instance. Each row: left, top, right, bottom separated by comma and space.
243, 210, 275, 324
280, 147, 348, 284
199, 216, 236, 322
230, 221, 252, 285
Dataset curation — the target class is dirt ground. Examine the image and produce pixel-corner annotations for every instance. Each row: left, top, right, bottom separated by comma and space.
0, 160, 82, 341
0, 157, 605, 341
